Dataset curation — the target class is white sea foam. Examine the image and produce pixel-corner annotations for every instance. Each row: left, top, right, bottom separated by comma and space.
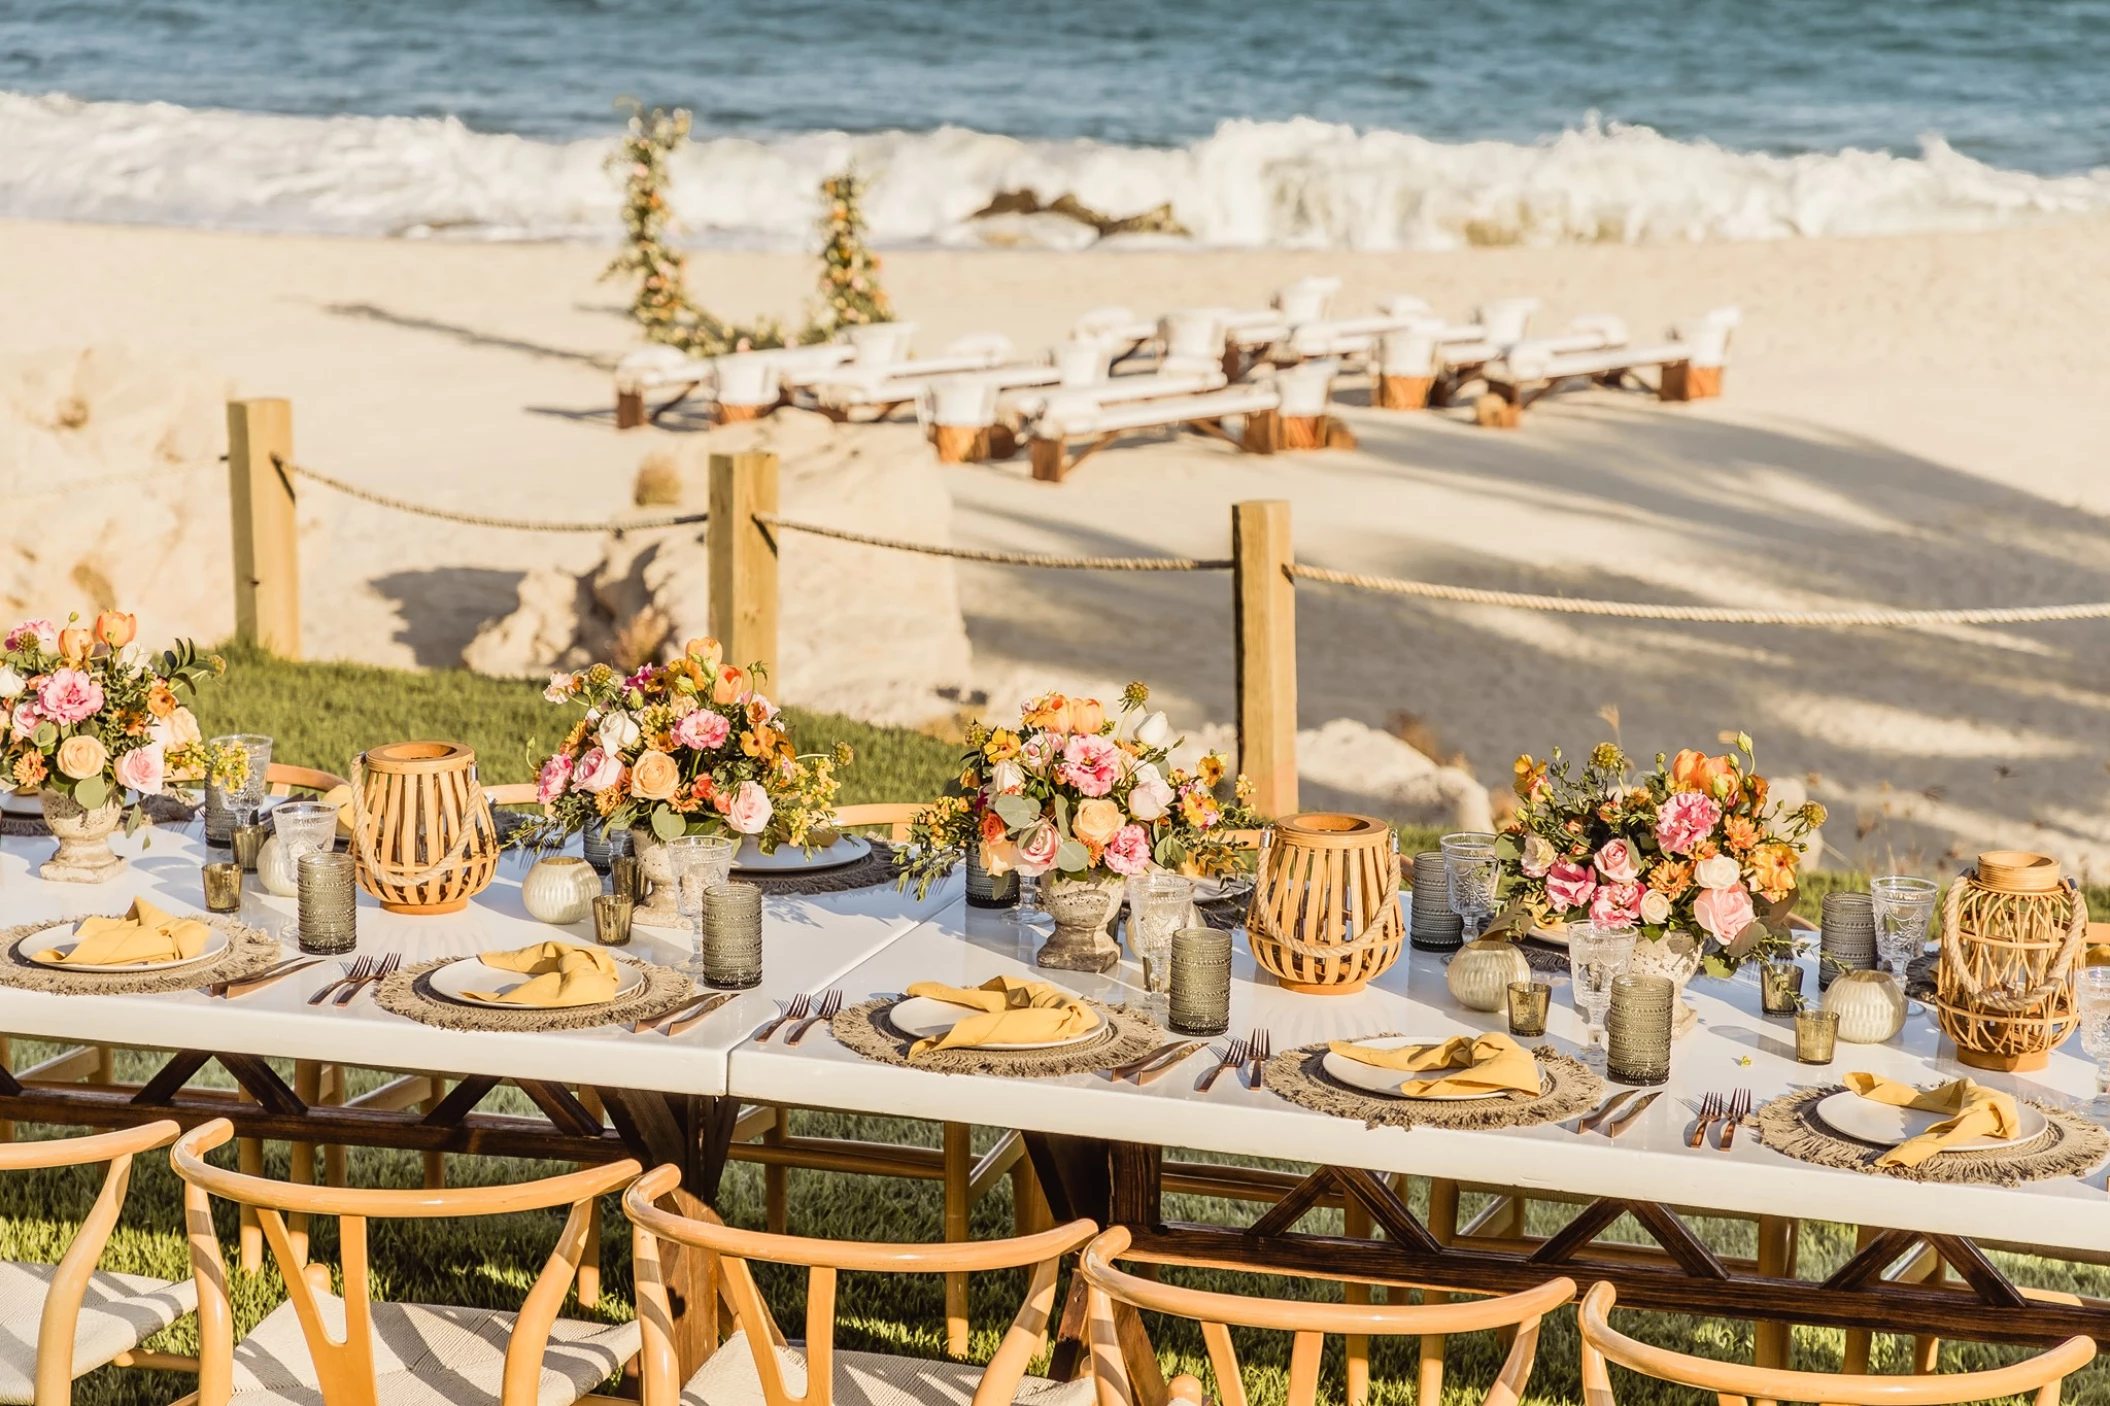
4, 90, 2108, 249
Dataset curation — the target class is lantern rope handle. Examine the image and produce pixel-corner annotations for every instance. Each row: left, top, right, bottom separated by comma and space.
1938, 870, 2087, 1005
347, 752, 498, 888
1245, 901, 1404, 958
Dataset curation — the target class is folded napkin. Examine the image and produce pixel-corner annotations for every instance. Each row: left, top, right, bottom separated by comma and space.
36, 899, 211, 967
464, 940, 621, 1008
1327, 1032, 1542, 1098
903, 975, 1096, 1055
1844, 1072, 2019, 1169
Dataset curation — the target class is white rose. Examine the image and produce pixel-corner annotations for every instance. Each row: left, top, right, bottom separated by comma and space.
597, 711, 641, 754
1693, 854, 1742, 890
150, 705, 202, 750
1125, 762, 1175, 821
1639, 888, 1673, 925
0, 665, 21, 699
1135, 711, 1172, 748
988, 759, 1025, 795
115, 642, 150, 671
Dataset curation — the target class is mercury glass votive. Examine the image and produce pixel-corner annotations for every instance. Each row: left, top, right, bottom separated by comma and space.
202, 861, 243, 913
1506, 980, 1551, 1038
610, 854, 645, 903
592, 894, 634, 947
1796, 1008, 1840, 1065
1759, 961, 1805, 1016
296, 850, 357, 954
701, 881, 764, 989
231, 822, 269, 872
1605, 973, 1674, 1085
1169, 926, 1232, 1035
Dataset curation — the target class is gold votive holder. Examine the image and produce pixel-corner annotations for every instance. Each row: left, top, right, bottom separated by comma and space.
1759, 961, 1804, 1015
592, 894, 634, 947
702, 881, 764, 989
1796, 1008, 1840, 1065
202, 861, 243, 913
1169, 926, 1232, 1035
610, 854, 645, 903
296, 851, 357, 954
1506, 980, 1551, 1038
232, 822, 269, 872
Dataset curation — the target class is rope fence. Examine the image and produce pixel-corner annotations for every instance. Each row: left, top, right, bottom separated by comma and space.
757, 514, 1231, 571
274, 456, 707, 534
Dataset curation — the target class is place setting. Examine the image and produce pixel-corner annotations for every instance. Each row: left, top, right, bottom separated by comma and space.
0, 897, 286, 997
373, 938, 699, 1034
1263, 1028, 1604, 1132
828, 974, 1166, 1078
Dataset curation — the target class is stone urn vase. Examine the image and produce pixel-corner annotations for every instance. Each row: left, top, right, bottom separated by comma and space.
627, 827, 685, 929
40, 788, 125, 883
1628, 930, 1704, 1038
1038, 874, 1125, 973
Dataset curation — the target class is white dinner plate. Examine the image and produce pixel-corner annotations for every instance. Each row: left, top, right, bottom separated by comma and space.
733, 835, 871, 873
887, 995, 1103, 1051
1321, 1035, 1536, 1101
22, 921, 230, 973
0, 789, 42, 819
423, 954, 645, 1008
1812, 1088, 2045, 1153
1191, 874, 1254, 905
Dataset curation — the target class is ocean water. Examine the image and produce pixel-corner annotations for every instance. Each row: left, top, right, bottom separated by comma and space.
2, 0, 2107, 249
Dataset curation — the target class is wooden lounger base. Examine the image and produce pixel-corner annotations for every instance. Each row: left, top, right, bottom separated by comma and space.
1479, 358, 1724, 426
615, 378, 708, 430
1373, 374, 1433, 411
1660, 362, 1724, 401
931, 423, 1020, 464
1030, 408, 1356, 483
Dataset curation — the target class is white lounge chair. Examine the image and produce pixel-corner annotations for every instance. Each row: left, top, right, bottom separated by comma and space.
1478, 307, 1739, 425
1068, 307, 1157, 367
795, 336, 1022, 419
1026, 360, 1343, 482
612, 342, 855, 427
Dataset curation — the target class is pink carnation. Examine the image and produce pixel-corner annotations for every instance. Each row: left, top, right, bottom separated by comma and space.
673, 709, 731, 751
1055, 733, 1121, 798
1590, 881, 1643, 928
536, 754, 572, 804
1654, 790, 1722, 856
1693, 883, 1756, 941
1102, 824, 1152, 875
1544, 860, 1597, 914
5, 619, 56, 652
36, 667, 103, 725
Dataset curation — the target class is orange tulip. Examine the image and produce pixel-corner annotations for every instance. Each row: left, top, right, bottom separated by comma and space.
57, 627, 92, 663
712, 664, 748, 705
93, 610, 136, 649
1067, 697, 1106, 734
1023, 692, 1071, 733
685, 637, 724, 670
1670, 748, 1737, 799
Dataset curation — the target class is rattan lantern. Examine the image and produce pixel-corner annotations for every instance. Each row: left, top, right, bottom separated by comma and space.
1246, 813, 1404, 995
349, 741, 501, 914
1933, 851, 2085, 1072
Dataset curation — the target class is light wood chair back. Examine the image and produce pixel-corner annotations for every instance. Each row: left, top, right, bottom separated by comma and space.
1082, 1227, 1572, 1406
484, 782, 542, 807
623, 1164, 1095, 1406
1579, 1282, 2093, 1406
172, 1118, 640, 1406
265, 763, 351, 797
1, 1121, 185, 1405
829, 802, 920, 842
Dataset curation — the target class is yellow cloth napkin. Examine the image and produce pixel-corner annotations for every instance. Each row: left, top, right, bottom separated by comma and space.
1326, 1032, 1543, 1098
464, 940, 620, 1008
903, 975, 1096, 1055
1844, 1072, 2019, 1169
37, 899, 211, 967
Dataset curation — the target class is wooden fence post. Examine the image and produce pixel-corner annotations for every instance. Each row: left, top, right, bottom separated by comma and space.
1233, 500, 1297, 817
226, 398, 301, 658
708, 451, 780, 686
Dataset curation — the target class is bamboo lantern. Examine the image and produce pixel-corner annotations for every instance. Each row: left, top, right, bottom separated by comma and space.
1934, 850, 2085, 1072
350, 742, 501, 914
1246, 813, 1404, 995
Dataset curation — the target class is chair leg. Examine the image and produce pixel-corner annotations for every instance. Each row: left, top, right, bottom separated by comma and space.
421, 1079, 447, 1190
1420, 1178, 1460, 1405
577, 1089, 606, 1309
1754, 1215, 1799, 1369
237, 1086, 264, 1273
288, 1060, 322, 1265
1010, 1154, 1051, 1236
764, 1106, 791, 1234
943, 1122, 972, 1357
1342, 1199, 1372, 1406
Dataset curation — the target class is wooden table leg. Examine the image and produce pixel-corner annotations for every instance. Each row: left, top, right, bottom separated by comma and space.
598, 1089, 738, 1382
1420, 1177, 1461, 1406
288, 1061, 322, 1265
237, 1086, 263, 1273
1754, 1215, 1799, 1369
321, 1065, 347, 1189
1343, 1198, 1372, 1406
577, 1087, 607, 1311
763, 1105, 790, 1234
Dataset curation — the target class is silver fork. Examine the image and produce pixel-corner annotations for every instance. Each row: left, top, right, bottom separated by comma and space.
308, 956, 370, 1006
335, 951, 400, 1006
754, 993, 810, 1043
1197, 1038, 1247, 1093
786, 989, 841, 1046
1249, 1028, 1273, 1090
1688, 1090, 1723, 1149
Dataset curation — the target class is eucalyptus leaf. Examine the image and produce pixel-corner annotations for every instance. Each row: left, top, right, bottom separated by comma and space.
1055, 839, 1090, 872
33, 721, 56, 748
74, 775, 107, 810
991, 793, 1040, 829
651, 804, 685, 842
1051, 794, 1070, 836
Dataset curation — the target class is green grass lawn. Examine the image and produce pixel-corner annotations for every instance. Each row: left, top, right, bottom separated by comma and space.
2, 647, 2100, 1405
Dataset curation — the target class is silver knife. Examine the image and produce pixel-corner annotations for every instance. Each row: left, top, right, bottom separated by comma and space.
1604, 1091, 1664, 1138
1570, 1089, 1642, 1135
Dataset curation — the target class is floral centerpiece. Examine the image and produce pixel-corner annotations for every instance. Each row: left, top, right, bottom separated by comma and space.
900, 682, 1255, 970
0, 611, 226, 880
1497, 733, 1824, 980
531, 637, 848, 854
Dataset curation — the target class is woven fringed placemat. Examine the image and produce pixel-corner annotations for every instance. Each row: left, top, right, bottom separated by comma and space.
742, 841, 900, 897
1517, 938, 1570, 974
1264, 1036, 1603, 1131
0, 916, 282, 996
831, 996, 1166, 1078
374, 954, 699, 1033
0, 793, 198, 838
1751, 1087, 2110, 1185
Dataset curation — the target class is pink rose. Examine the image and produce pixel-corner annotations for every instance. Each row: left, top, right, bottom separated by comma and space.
1055, 733, 1121, 798
1544, 860, 1597, 914
673, 709, 731, 751
1018, 734, 1056, 774
1519, 835, 1556, 878
11, 701, 37, 737
1594, 838, 1641, 884
36, 667, 104, 725
1125, 763, 1175, 821
5, 619, 56, 652
1102, 824, 1152, 875
542, 671, 576, 703
536, 754, 571, 804
572, 747, 622, 793
1589, 881, 1643, 928
1693, 883, 1756, 941
726, 779, 773, 835
1014, 821, 1060, 877
113, 742, 164, 796
1654, 790, 1722, 856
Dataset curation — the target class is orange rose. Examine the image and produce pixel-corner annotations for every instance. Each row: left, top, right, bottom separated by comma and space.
57, 627, 92, 663
1072, 797, 1124, 847
1748, 843, 1798, 902
1671, 749, 1737, 799
56, 733, 109, 780
685, 637, 723, 670
93, 610, 136, 649
712, 665, 749, 705
146, 682, 177, 718
1067, 697, 1105, 734
629, 749, 681, 802
979, 809, 1008, 845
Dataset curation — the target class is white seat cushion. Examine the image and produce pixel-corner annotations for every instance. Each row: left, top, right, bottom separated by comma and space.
0, 1259, 197, 1403
683, 1329, 1094, 1406
227, 1293, 640, 1406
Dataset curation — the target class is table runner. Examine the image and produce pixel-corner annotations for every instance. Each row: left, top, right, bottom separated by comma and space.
1751, 1086, 2109, 1185
374, 954, 698, 1033
1264, 1035, 1602, 1131
0, 917, 281, 996
831, 995, 1164, 1078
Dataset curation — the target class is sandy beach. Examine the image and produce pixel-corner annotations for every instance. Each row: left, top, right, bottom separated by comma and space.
6, 214, 2110, 873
